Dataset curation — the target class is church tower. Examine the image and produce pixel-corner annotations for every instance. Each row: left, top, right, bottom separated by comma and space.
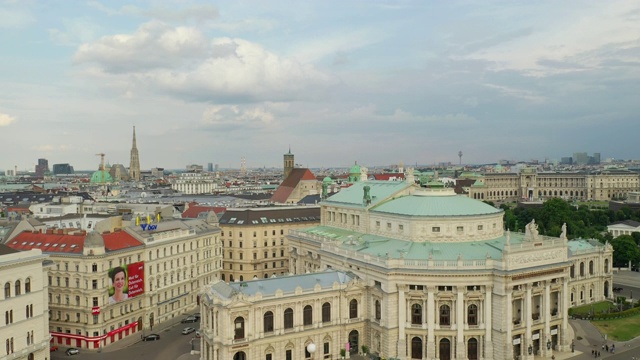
129, 126, 141, 181
283, 147, 294, 180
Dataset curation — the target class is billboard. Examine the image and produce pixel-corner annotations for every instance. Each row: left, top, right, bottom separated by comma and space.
108, 262, 145, 304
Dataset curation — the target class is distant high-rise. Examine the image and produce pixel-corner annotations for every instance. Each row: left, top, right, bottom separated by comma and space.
52, 163, 74, 175
207, 163, 213, 172
35, 158, 49, 177
129, 126, 141, 181
283, 147, 294, 179
572, 152, 589, 165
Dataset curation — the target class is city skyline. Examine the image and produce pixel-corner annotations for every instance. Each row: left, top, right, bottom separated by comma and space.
1, 1, 639, 170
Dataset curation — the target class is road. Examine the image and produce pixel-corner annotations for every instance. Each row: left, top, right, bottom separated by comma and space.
612, 269, 640, 302
51, 320, 200, 360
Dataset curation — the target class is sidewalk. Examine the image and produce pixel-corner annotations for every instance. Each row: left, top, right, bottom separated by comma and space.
566, 318, 640, 359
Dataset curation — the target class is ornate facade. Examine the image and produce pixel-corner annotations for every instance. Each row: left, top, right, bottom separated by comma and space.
201, 174, 612, 360
469, 168, 640, 202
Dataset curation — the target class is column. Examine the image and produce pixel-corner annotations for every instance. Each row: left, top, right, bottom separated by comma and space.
457, 289, 465, 358
506, 291, 513, 360
543, 281, 551, 357
484, 285, 494, 359
397, 287, 406, 359
427, 286, 436, 359
525, 284, 532, 359
561, 279, 570, 351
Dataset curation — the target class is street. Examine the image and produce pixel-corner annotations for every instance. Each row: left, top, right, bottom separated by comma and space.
50, 320, 200, 360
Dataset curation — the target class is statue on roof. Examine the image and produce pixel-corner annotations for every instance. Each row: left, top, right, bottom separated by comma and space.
525, 219, 539, 240
561, 223, 567, 240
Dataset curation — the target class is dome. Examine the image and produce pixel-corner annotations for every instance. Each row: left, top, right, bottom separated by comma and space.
323, 176, 332, 183
349, 163, 361, 175
90, 170, 114, 183
84, 231, 105, 248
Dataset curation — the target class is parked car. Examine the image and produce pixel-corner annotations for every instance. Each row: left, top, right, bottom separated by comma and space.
50, 345, 59, 352
182, 327, 196, 335
181, 316, 198, 323
143, 334, 161, 341
193, 312, 201, 319
65, 348, 80, 356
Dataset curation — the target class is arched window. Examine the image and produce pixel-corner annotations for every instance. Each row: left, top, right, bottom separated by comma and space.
322, 302, 331, 323
604, 259, 609, 273
570, 265, 575, 278
589, 261, 594, 275
4, 282, 10, 298
284, 308, 294, 329
411, 337, 423, 359
579, 262, 585, 277
468, 338, 478, 360
303, 305, 313, 326
439, 338, 451, 360
468, 304, 478, 325
234, 317, 245, 339
263, 311, 274, 332
375, 300, 381, 320
349, 299, 358, 319
439, 304, 450, 326
24, 279, 30, 293
411, 303, 422, 324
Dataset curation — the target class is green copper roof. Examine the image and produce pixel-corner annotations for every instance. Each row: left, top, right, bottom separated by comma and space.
349, 163, 361, 174
323, 181, 408, 208
90, 170, 113, 183
372, 193, 502, 217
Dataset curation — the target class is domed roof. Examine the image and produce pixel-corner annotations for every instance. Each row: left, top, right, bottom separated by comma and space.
323, 176, 332, 183
90, 170, 113, 183
372, 188, 501, 217
349, 163, 361, 174
84, 231, 105, 248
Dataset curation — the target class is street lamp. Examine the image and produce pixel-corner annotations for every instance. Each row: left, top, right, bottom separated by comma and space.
528, 344, 533, 355
307, 343, 316, 359
547, 339, 552, 350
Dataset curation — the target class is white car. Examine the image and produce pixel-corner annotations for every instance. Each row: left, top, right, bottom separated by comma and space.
182, 327, 196, 335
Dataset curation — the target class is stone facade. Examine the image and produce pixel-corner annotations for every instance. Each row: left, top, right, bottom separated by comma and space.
0, 247, 50, 360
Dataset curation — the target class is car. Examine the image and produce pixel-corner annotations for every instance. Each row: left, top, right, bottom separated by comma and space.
193, 312, 201, 319
181, 316, 198, 323
143, 334, 161, 341
182, 327, 196, 335
50, 345, 59, 352
65, 348, 79, 356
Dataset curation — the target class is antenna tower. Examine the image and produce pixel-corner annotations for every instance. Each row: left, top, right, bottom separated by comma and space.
458, 151, 463, 165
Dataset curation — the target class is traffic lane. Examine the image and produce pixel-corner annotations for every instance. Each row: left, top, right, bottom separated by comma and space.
50, 321, 199, 360
612, 282, 640, 302
613, 270, 640, 286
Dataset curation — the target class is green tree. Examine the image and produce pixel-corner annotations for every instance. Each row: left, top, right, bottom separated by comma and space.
611, 235, 640, 267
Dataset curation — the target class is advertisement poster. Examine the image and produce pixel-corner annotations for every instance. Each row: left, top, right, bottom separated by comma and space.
108, 262, 145, 304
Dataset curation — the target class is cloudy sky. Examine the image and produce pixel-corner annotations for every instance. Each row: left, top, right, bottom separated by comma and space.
1, 0, 639, 171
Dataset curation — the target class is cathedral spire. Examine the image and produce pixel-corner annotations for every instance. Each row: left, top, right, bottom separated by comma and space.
129, 126, 141, 181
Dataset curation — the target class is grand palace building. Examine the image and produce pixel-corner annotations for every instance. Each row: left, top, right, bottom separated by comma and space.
200, 171, 613, 360
468, 168, 640, 202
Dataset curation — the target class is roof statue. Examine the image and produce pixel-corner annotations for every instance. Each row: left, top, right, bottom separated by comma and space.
363, 185, 372, 205
406, 167, 415, 184
561, 223, 567, 241
525, 219, 539, 241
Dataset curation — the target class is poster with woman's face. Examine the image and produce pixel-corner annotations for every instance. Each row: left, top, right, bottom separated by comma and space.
108, 262, 145, 304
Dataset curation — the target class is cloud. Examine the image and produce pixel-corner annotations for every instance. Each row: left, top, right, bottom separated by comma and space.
87, 1, 218, 24
0, 113, 16, 126
49, 17, 102, 45
201, 104, 277, 131
74, 23, 335, 102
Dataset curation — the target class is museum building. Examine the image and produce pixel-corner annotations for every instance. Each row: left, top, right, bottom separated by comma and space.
200, 171, 613, 360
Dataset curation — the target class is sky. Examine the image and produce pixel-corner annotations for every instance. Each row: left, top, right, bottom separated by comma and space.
1, 0, 639, 171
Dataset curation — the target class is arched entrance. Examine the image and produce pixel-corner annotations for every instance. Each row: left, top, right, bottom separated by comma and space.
349, 330, 359, 354
468, 338, 478, 360
138, 317, 143, 331
439, 338, 451, 360
604, 281, 609, 298
233, 351, 246, 360
411, 337, 422, 359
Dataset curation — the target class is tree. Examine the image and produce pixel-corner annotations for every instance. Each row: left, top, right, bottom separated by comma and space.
611, 235, 640, 267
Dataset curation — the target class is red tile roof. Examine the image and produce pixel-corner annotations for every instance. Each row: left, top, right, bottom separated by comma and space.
372, 173, 405, 181
7, 230, 143, 254
270, 168, 316, 203
182, 205, 226, 219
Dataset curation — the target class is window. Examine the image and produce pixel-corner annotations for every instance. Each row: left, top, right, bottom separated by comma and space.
349, 299, 358, 319
579, 262, 585, 277
286, 349, 292, 360
25, 278, 30, 293
324, 342, 330, 354
589, 260, 594, 275
570, 265, 575, 278
375, 300, 381, 320
457, 226, 464, 232
411, 303, 422, 324
263, 311, 274, 332
439, 305, 450, 325
92, 297, 98, 307
4, 282, 9, 298
92, 280, 98, 289
234, 317, 245, 339
303, 305, 313, 325
284, 308, 294, 329
477, 225, 483, 230
399, 224, 404, 231
14, 281, 20, 296
432, 227, 440, 232
468, 304, 478, 325
92, 263, 98, 272
322, 302, 331, 323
